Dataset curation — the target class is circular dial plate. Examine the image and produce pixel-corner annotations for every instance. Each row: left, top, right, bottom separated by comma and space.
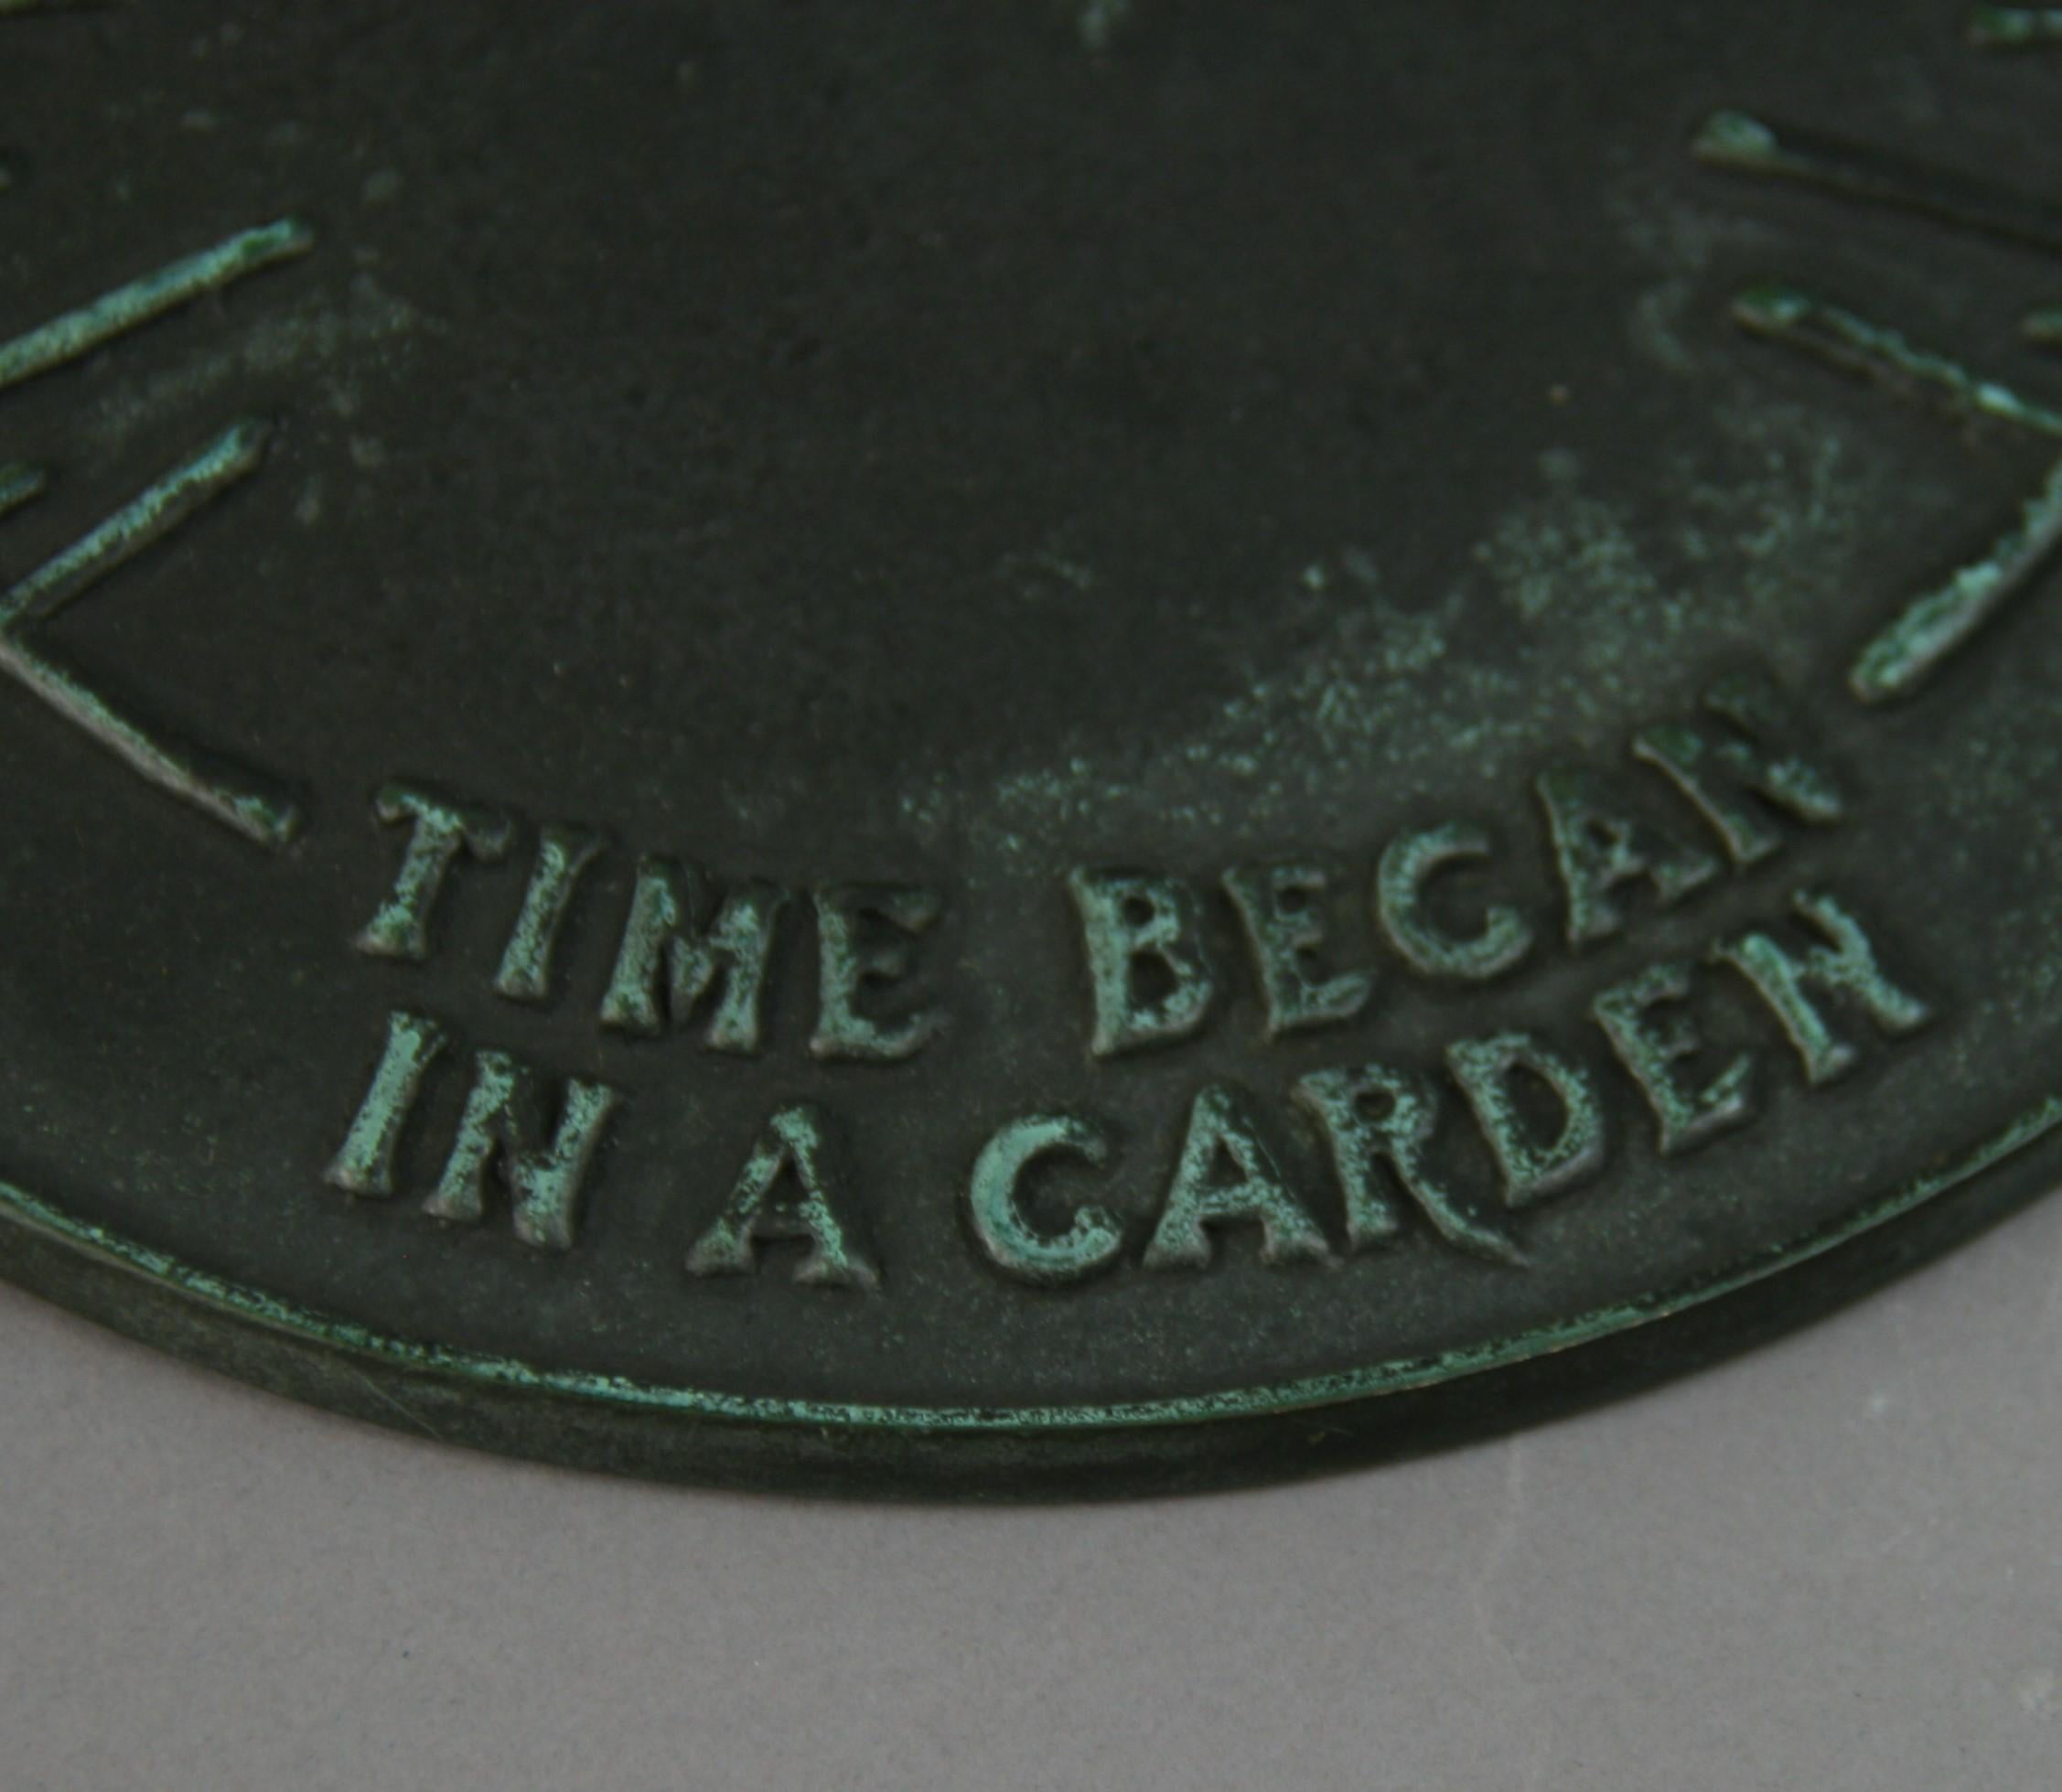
2, 0, 2060, 1495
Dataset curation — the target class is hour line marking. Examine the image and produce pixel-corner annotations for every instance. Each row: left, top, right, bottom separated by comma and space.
1851, 456, 2062, 702
1970, 6, 2062, 45
0, 423, 268, 631
0, 218, 314, 397
0, 463, 44, 522
1733, 284, 2062, 437
1733, 287, 2062, 703
0, 419, 301, 847
1693, 110, 2062, 255
2029, 306, 2062, 348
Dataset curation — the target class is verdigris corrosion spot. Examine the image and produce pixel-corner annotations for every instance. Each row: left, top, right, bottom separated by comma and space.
2, 0, 2062, 1497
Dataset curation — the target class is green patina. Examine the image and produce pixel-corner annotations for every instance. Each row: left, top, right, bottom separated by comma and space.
1851, 455, 2062, 703
0, 420, 303, 847
1630, 674, 1845, 868
494, 823, 609, 1003
967, 1114, 1125, 1286
1724, 279, 2062, 705
1075, 0, 1134, 53
1445, 1034, 1608, 1213
1068, 868, 1219, 1057
1220, 861, 1375, 1039
1536, 767, 1721, 949
1734, 285, 2062, 439
1695, 109, 2062, 252
1143, 1085, 1332, 1271
810, 884, 950, 1064
599, 857, 786, 1052
1293, 1063, 1523, 1266
325, 1012, 451, 1200
1, 0, 2058, 1497
967, 396, 1896, 877
79, 271, 420, 460
0, 462, 44, 522
355, 783, 514, 960
0, 219, 312, 396
0, 419, 265, 629
3, 1099, 2055, 1433
1376, 823, 1537, 982
423, 1054, 623, 1253
1592, 962, 1757, 1158
1691, 111, 1783, 172
1712, 892, 1934, 1086
1969, 6, 2062, 46
683, 1103, 880, 1291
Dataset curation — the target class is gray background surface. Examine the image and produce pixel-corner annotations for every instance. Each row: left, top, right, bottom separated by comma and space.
5, 1187, 2062, 1790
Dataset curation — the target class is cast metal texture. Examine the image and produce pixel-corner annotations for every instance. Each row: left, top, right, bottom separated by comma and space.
3, 0, 2061, 1497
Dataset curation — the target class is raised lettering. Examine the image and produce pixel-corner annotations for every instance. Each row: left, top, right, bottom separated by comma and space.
598, 856, 786, 1053
684, 1103, 880, 1289
967, 1113, 1125, 1284
324, 1010, 447, 1197
811, 884, 948, 1063
1221, 860, 1372, 1038
1713, 890, 1932, 1085
494, 822, 608, 1003
1294, 1063, 1520, 1264
1069, 869, 1219, 1058
355, 781, 512, 962
1376, 821, 1535, 981
421, 1050, 622, 1250
1593, 961, 1755, 1155
1633, 672, 1843, 867
1144, 1084, 1330, 1269
1445, 1031, 1606, 1209
1538, 767, 1721, 948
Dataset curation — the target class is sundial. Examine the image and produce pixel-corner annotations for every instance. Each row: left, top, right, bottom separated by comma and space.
2, 1, 2060, 1497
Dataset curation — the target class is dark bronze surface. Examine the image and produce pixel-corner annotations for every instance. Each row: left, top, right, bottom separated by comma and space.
2, 1, 2060, 1496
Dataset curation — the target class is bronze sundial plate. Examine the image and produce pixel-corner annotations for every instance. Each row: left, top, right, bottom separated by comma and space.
3, 1, 2061, 1498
